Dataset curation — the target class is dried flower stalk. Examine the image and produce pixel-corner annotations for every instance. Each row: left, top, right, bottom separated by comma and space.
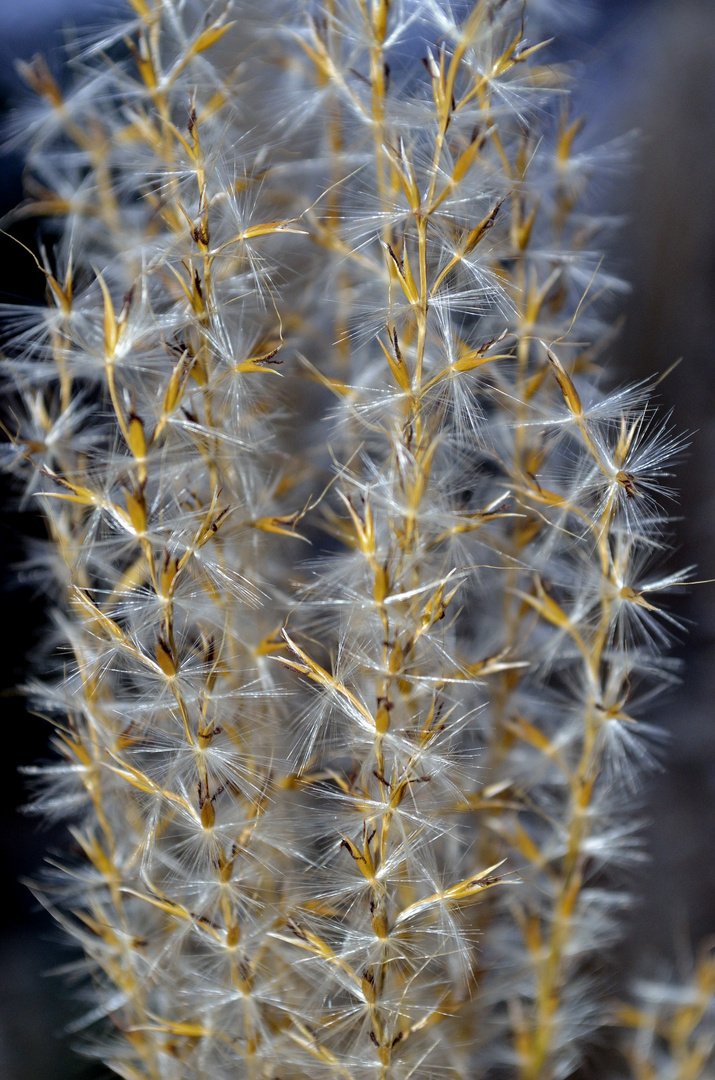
1, 2, 709, 1079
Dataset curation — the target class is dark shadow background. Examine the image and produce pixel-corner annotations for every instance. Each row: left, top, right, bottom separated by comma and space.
0, 10, 111, 1080
0, 1, 713, 1077
597, 0, 715, 973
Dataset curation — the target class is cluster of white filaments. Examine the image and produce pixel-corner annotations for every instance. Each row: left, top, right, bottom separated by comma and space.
2, 2, 708, 1079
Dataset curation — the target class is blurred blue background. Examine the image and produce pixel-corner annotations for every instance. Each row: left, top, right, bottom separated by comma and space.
1, 2, 714, 1077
